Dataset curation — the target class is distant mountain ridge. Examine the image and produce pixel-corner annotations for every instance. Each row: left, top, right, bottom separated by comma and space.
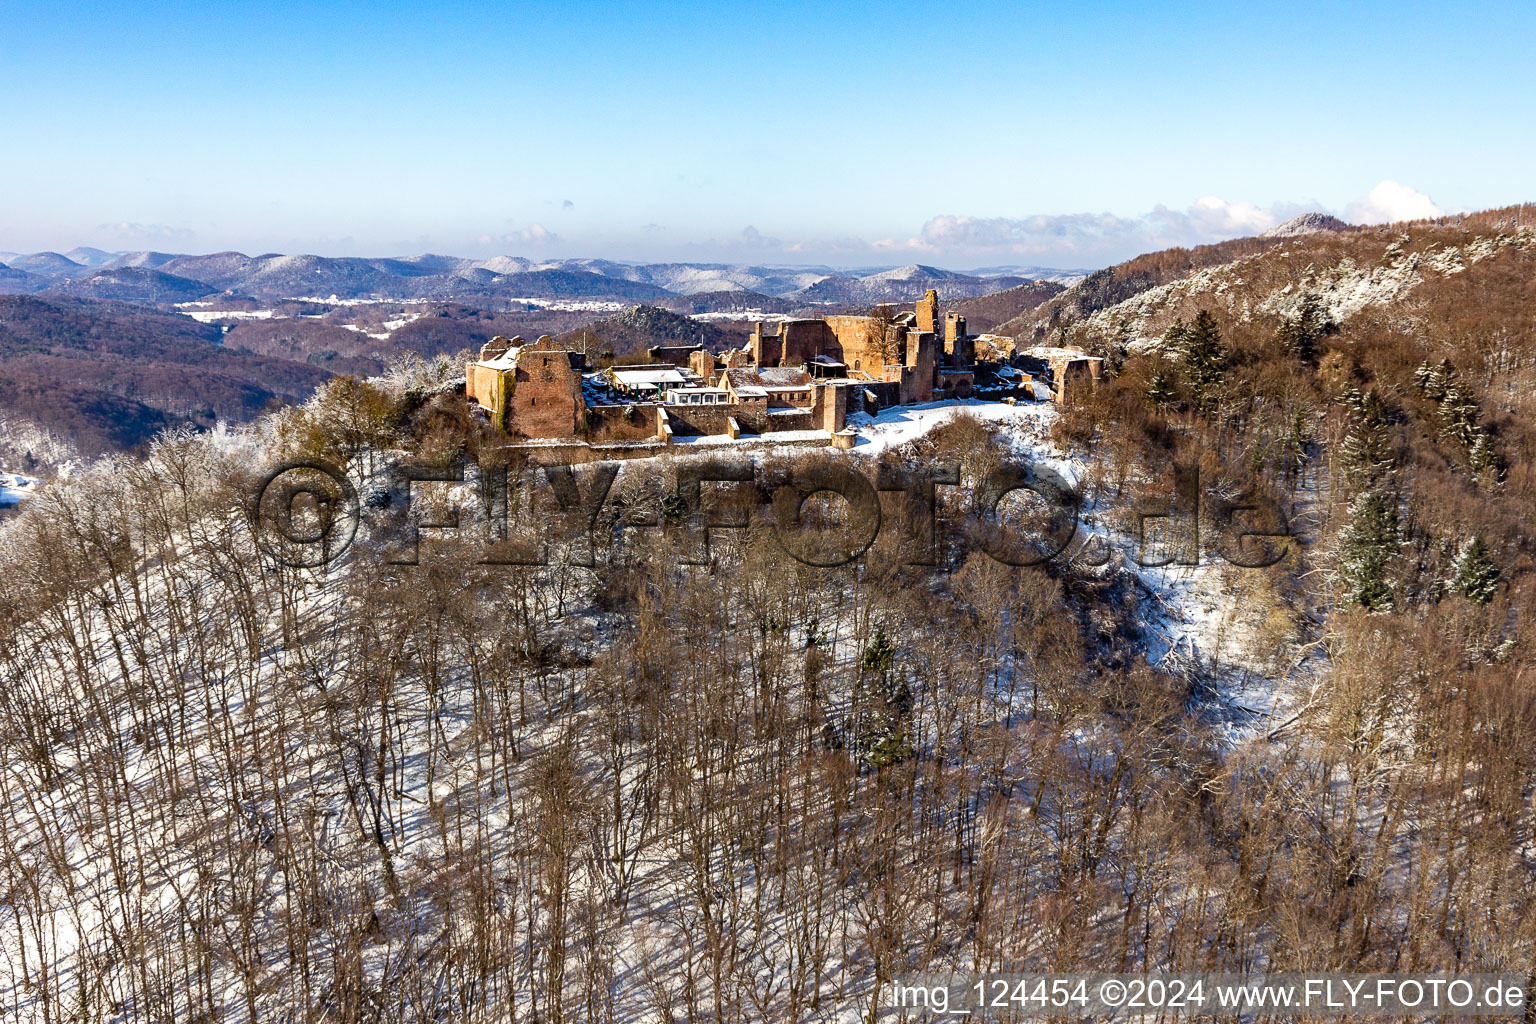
0, 249, 1074, 306
50, 267, 218, 303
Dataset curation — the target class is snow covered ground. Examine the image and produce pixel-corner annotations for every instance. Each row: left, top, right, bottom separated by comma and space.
847, 399, 1305, 742
674, 427, 830, 446
288, 296, 435, 306
503, 297, 629, 313
848, 397, 1057, 456
0, 470, 42, 506
689, 310, 800, 323
179, 309, 274, 322
333, 311, 427, 340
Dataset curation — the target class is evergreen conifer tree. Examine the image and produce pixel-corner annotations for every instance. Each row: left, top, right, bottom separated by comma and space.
1286, 408, 1314, 480
1438, 380, 1481, 447
1276, 291, 1333, 361
1181, 309, 1226, 411
1413, 359, 1435, 394
1340, 389, 1393, 479
1337, 488, 1400, 611
1450, 535, 1500, 605
1162, 318, 1190, 352
1423, 358, 1456, 401
1469, 432, 1499, 474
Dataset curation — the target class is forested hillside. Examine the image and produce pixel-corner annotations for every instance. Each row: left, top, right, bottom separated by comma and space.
0, 295, 331, 459
2, 208, 1535, 1021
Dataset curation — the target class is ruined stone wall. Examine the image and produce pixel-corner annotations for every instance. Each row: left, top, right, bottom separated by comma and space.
649, 344, 704, 364
779, 320, 836, 365
937, 371, 976, 401
905, 330, 935, 402
731, 394, 770, 434
753, 319, 841, 367
1056, 359, 1103, 404
856, 379, 900, 416
664, 404, 739, 437
510, 350, 585, 438
812, 382, 849, 432
759, 409, 818, 432
823, 315, 901, 373
916, 289, 939, 333
748, 324, 783, 367
944, 312, 971, 367
466, 363, 510, 429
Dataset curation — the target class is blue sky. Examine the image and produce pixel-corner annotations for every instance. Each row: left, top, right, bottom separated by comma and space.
3, 0, 1533, 268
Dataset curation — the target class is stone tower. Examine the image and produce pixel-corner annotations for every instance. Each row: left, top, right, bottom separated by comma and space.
905, 330, 936, 403
916, 289, 939, 334
944, 312, 970, 367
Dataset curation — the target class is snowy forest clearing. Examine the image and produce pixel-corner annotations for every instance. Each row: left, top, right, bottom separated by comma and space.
0, 471, 42, 506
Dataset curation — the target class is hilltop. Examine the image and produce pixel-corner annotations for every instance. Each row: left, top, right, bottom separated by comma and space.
555, 303, 746, 358
945, 277, 1064, 331
1013, 204, 1536, 352
1260, 211, 1350, 237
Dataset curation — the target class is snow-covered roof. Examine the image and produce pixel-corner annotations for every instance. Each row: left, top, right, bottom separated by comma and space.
475, 348, 521, 370
755, 366, 810, 386
1023, 345, 1100, 361
611, 367, 687, 386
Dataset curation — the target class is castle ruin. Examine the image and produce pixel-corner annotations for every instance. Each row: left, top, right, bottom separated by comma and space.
465, 288, 1097, 445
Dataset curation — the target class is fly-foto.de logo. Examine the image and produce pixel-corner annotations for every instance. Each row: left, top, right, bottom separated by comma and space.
248, 454, 1291, 572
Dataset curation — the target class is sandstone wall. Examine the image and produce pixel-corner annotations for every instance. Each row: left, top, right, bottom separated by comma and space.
466, 363, 510, 429
916, 289, 939, 333
510, 350, 584, 438
664, 404, 738, 437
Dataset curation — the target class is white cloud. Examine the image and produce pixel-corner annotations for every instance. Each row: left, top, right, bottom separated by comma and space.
503, 224, 559, 246
1167, 196, 1279, 237
910, 183, 1453, 265
668, 198, 1299, 267
98, 221, 196, 243
920, 211, 1137, 251
1344, 180, 1446, 224
916, 196, 1293, 264
736, 225, 808, 252
633, 182, 1453, 267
